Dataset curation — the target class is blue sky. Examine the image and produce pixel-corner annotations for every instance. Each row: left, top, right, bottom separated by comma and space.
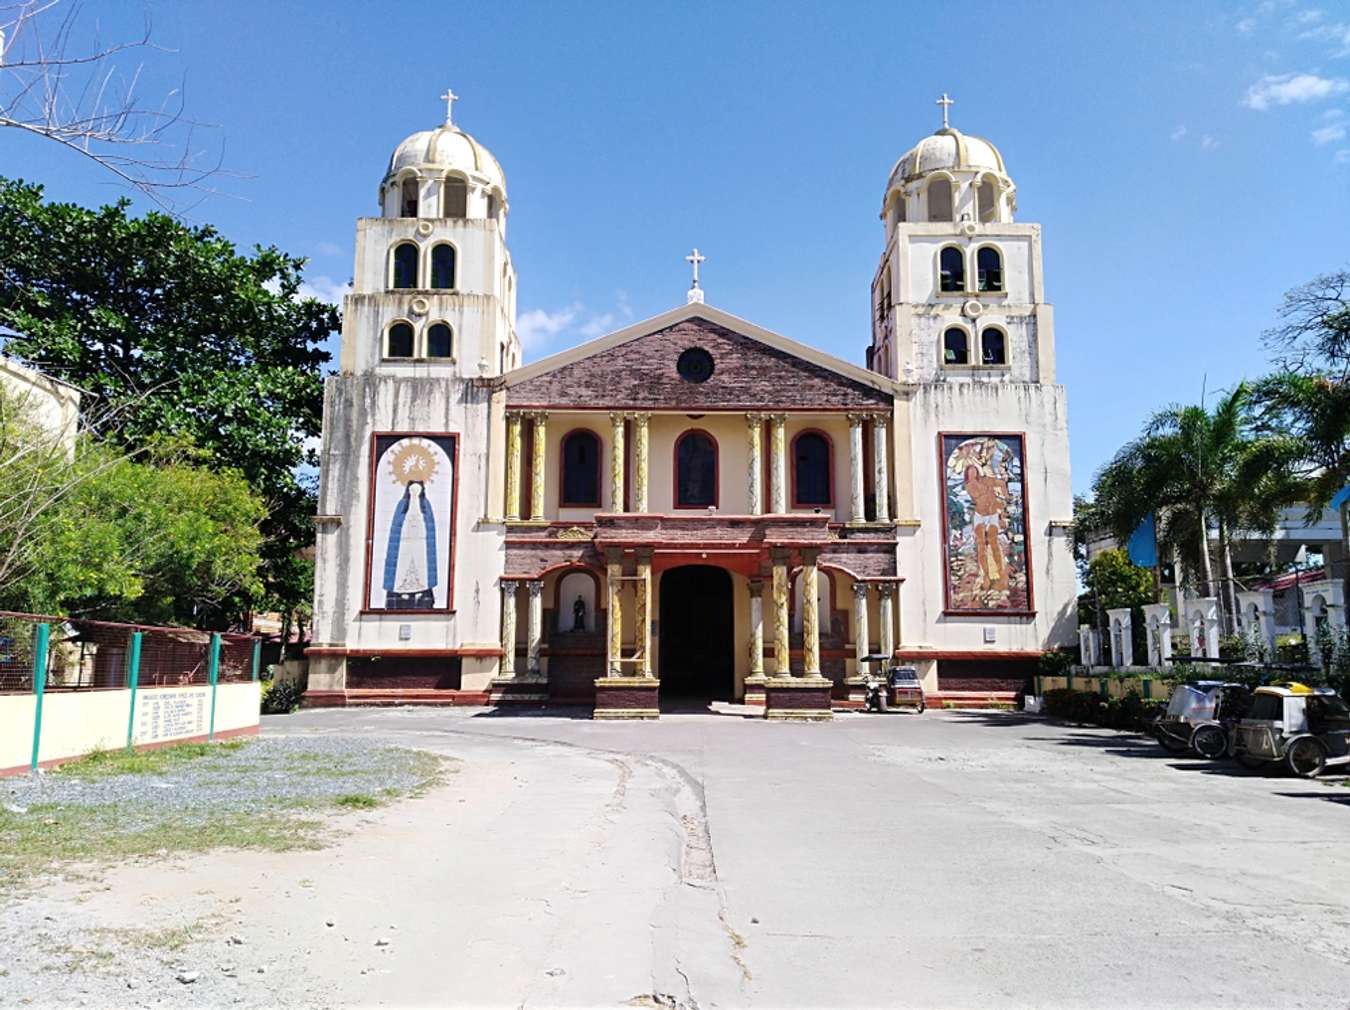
6, 0, 1349, 493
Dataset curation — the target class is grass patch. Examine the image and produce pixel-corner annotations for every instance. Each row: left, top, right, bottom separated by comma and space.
54, 740, 246, 780
335, 793, 378, 809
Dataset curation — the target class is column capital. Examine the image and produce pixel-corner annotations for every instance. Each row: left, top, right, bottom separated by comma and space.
747, 578, 764, 598
851, 580, 870, 602
799, 546, 820, 565
846, 411, 869, 427
609, 410, 628, 426
501, 577, 520, 592
871, 411, 889, 428
525, 579, 544, 598
769, 546, 792, 565
745, 411, 765, 425
768, 412, 787, 426
630, 411, 650, 423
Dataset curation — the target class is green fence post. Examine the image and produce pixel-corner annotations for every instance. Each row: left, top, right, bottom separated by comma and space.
30, 623, 50, 772
125, 631, 143, 750
1066, 669, 1074, 692
207, 633, 221, 742
1142, 677, 1152, 700
251, 639, 262, 682
1035, 675, 1043, 698
1099, 677, 1109, 698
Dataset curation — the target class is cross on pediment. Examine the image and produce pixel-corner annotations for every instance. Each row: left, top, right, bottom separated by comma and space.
936, 92, 954, 130
440, 88, 459, 125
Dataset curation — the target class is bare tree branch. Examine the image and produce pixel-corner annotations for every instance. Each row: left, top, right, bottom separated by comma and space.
0, 0, 228, 212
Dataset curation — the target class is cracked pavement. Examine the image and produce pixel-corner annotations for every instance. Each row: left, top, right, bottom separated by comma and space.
3, 706, 1349, 1008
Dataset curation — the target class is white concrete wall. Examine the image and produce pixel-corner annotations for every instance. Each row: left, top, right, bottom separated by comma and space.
0, 355, 81, 449
897, 381, 1077, 656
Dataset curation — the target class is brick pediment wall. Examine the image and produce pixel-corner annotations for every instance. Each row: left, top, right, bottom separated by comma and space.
507, 317, 891, 410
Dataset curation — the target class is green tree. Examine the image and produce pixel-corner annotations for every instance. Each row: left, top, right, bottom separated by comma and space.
1253, 270, 1350, 509
0, 178, 336, 615
1091, 383, 1303, 629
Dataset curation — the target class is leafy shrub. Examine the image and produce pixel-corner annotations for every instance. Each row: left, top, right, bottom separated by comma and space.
261, 677, 305, 715
1041, 688, 1164, 733
1039, 649, 1075, 677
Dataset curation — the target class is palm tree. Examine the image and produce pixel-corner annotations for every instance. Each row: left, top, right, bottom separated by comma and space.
1091, 383, 1303, 632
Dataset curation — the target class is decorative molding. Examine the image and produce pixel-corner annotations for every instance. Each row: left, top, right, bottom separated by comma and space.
556, 526, 593, 541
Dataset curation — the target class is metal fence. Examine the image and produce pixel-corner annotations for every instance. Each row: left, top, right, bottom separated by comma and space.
0, 611, 260, 694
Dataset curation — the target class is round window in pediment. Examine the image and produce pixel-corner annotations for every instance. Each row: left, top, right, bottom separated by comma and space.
677, 347, 715, 384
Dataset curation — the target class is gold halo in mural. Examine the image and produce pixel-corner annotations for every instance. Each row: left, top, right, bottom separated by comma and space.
387, 439, 440, 486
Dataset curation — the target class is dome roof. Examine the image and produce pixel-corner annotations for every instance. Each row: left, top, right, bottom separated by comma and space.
885, 127, 1006, 192
386, 123, 506, 194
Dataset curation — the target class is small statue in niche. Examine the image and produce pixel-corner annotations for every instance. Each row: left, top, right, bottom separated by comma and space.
572, 595, 587, 632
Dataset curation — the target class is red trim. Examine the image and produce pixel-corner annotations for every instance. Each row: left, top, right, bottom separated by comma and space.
894, 649, 1043, 660
2, 725, 259, 778
505, 403, 890, 413
362, 432, 461, 614
789, 428, 835, 509
558, 428, 602, 508
673, 428, 720, 509
937, 432, 1036, 617
304, 646, 503, 658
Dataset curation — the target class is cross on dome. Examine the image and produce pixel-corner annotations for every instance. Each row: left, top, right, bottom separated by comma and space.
685, 248, 706, 304
440, 88, 459, 126
936, 92, 954, 130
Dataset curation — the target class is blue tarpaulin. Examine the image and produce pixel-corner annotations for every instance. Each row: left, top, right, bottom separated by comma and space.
1126, 514, 1158, 568
1331, 483, 1350, 512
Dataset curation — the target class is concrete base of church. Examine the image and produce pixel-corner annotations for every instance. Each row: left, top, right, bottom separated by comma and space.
841, 676, 870, 708
489, 676, 549, 704
593, 677, 660, 719
763, 677, 834, 721
743, 675, 767, 708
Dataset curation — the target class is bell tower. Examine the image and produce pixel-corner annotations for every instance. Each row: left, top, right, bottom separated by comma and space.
339, 92, 520, 378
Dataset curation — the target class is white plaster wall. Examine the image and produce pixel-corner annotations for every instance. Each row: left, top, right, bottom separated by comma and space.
0, 356, 81, 449
311, 374, 502, 663
897, 381, 1076, 655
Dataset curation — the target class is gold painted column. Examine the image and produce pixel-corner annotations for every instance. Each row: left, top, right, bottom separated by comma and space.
504, 412, 523, 521
851, 581, 870, 676
872, 413, 891, 523
606, 550, 624, 676
747, 579, 765, 678
499, 580, 518, 678
847, 412, 866, 523
801, 549, 821, 677
877, 583, 895, 661
633, 413, 650, 513
528, 412, 548, 522
745, 413, 764, 515
635, 549, 653, 677
609, 412, 626, 512
769, 414, 787, 514
771, 549, 791, 675
525, 579, 544, 678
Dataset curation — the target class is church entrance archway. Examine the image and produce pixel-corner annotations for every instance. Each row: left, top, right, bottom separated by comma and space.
659, 565, 734, 701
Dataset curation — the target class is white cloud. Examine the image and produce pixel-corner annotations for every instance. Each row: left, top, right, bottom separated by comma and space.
1242, 72, 1350, 110
1324, 107, 1347, 119
518, 296, 635, 350
1236, 16, 1257, 33
298, 275, 352, 305
1200, 134, 1220, 150
516, 304, 582, 348
1312, 123, 1348, 144
1291, 7, 1325, 26
1170, 125, 1188, 141
315, 241, 343, 257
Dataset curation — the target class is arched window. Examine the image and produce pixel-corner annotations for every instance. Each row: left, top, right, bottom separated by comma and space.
927, 178, 953, 222
792, 430, 833, 507
939, 247, 965, 293
400, 178, 419, 218
426, 322, 453, 359
675, 430, 718, 508
391, 243, 419, 289
976, 247, 1003, 292
385, 321, 415, 359
443, 178, 467, 218
943, 327, 969, 365
485, 192, 499, 222
896, 196, 907, 223
977, 179, 998, 223
559, 430, 601, 507
430, 244, 456, 289
981, 327, 1007, 366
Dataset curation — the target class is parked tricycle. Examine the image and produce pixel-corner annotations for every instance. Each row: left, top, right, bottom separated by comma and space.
860, 656, 925, 714
1153, 681, 1252, 759
1231, 683, 1350, 777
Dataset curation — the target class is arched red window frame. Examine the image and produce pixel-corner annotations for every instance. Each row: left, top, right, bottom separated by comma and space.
673, 428, 720, 509
789, 428, 835, 509
558, 428, 602, 508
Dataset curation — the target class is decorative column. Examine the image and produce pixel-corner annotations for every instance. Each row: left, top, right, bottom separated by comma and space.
498, 580, 518, 678
1106, 606, 1133, 668
800, 549, 821, 677
745, 413, 764, 515
851, 581, 871, 676
635, 549, 653, 677
609, 412, 626, 512
606, 551, 623, 676
1141, 603, 1172, 667
771, 549, 791, 675
633, 413, 650, 513
504, 412, 523, 521
1236, 589, 1276, 660
528, 412, 548, 522
847, 413, 866, 523
768, 414, 787, 514
872, 413, 891, 523
877, 583, 895, 660
747, 580, 765, 680
525, 579, 545, 678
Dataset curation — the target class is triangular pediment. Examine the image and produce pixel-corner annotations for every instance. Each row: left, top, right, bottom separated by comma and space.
505, 303, 894, 410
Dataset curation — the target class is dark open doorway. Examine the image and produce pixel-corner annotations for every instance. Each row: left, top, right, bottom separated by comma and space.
658, 565, 734, 700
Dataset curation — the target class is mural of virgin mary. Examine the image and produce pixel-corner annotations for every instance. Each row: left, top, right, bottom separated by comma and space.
383, 479, 438, 609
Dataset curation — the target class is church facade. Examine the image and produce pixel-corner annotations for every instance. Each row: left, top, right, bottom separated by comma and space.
306, 95, 1076, 717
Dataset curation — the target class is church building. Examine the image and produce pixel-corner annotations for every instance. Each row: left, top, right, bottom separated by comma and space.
305, 93, 1077, 718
